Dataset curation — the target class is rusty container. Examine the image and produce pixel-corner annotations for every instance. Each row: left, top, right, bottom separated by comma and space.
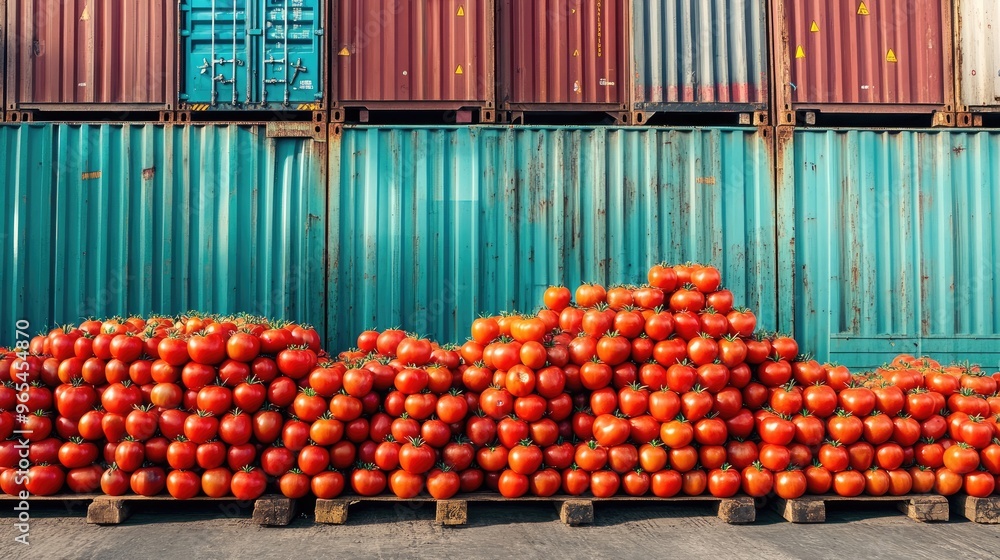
630, 0, 770, 125
772, 0, 955, 125
498, 0, 629, 122
5, 0, 176, 114
953, 0, 1000, 120
333, 0, 495, 123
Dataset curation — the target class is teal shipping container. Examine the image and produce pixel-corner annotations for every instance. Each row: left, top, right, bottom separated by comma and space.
179, 0, 325, 110
5, 124, 1000, 371
777, 128, 1000, 370
0, 123, 328, 338
328, 126, 778, 350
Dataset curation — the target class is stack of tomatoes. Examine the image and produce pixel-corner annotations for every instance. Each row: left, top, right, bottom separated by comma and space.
448, 264, 817, 499
294, 330, 470, 500
4, 262, 1000, 502
0, 315, 324, 500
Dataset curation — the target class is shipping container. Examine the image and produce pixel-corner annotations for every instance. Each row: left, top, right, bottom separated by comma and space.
333, 0, 495, 123
179, 0, 325, 112
953, 0, 1000, 115
776, 128, 1000, 370
630, 0, 769, 125
4, 0, 176, 114
0, 123, 328, 340
772, 0, 955, 125
328, 125, 776, 349
498, 0, 630, 122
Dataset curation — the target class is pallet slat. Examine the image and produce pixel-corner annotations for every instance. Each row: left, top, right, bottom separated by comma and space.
771, 495, 949, 523
312, 493, 755, 526
85, 494, 295, 526
948, 494, 1000, 524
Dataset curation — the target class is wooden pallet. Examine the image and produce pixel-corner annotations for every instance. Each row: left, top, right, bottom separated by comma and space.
314, 493, 756, 527
86, 494, 295, 526
948, 494, 1000, 524
770, 494, 949, 523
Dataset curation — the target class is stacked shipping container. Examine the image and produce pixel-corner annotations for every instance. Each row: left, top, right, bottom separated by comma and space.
772, 0, 956, 125
2, 2, 1000, 368
953, 0, 1000, 123
1, 1, 998, 121
5, 0, 176, 116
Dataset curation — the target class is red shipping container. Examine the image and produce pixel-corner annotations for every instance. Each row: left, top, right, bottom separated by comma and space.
498, 0, 629, 119
772, 0, 955, 125
5, 0, 176, 112
333, 0, 495, 122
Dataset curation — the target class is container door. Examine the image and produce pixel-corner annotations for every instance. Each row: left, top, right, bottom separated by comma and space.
259, 0, 323, 108
181, 0, 251, 108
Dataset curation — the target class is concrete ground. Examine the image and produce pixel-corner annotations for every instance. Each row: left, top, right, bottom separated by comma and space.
3, 498, 1000, 560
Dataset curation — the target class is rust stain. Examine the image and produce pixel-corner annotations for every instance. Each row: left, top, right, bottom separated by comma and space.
952, 145, 966, 156
81, 171, 101, 180
142, 167, 156, 180
696, 176, 716, 185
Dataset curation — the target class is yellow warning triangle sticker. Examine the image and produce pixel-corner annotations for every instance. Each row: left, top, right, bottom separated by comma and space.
886, 49, 897, 63
858, 1, 869, 15
455, 65, 464, 75
573, 49, 579, 57
457, 6, 465, 16
80, 3, 90, 21
795, 45, 806, 59
810, 21, 819, 32
338, 47, 350, 56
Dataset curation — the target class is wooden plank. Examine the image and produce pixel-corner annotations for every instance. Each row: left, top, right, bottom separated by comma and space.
434, 500, 467, 526
86, 497, 131, 525
897, 495, 949, 522
773, 495, 949, 523
949, 494, 1000, 524
715, 496, 756, 524
555, 499, 594, 526
771, 496, 825, 523
251, 496, 297, 526
314, 499, 351, 525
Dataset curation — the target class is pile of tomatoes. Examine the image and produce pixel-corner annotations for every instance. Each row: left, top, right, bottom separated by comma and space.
2, 262, 1000, 502
0, 316, 326, 499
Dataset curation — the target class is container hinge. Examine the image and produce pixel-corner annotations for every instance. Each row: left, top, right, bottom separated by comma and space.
179, 3, 190, 12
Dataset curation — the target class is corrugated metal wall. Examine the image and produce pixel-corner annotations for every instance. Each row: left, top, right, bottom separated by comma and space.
954, 0, 1000, 112
498, 0, 628, 108
328, 126, 777, 350
0, 124, 327, 336
6, 0, 176, 109
775, 0, 953, 112
631, 0, 768, 111
777, 129, 1000, 370
334, 0, 494, 105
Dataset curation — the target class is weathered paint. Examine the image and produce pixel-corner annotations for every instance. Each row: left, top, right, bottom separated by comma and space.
498, 0, 629, 109
334, 0, 494, 108
328, 126, 776, 350
631, 0, 768, 112
954, 0, 1000, 111
0, 124, 327, 337
180, 0, 325, 110
773, 0, 954, 115
6, 0, 176, 110
777, 129, 1000, 370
